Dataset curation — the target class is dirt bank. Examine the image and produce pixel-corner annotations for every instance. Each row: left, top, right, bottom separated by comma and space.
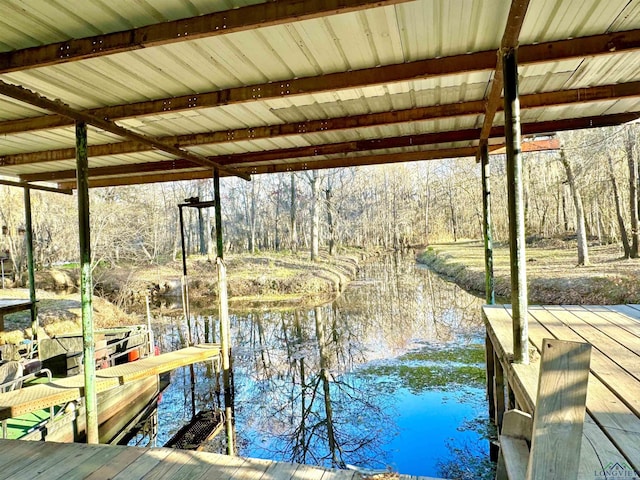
93, 249, 368, 310
417, 240, 640, 304
1, 249, 373, 349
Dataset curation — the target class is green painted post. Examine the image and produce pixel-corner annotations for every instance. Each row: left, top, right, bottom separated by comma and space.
23, 187, 38, 349
503, 48, 529, 365
214, 169, 224, 259
76, 120, 99, 443
480, 142, 495, 305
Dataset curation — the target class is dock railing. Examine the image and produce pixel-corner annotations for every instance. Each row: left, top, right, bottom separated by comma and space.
491, 337, 592, 480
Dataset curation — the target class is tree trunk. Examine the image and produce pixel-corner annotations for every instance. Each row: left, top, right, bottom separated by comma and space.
325, 184, 335, 256
626, 126, 639, 257
559, 147, 589, 265
607, 153, 630, 257
290, 173, 298, 251
310, 171, 320, 261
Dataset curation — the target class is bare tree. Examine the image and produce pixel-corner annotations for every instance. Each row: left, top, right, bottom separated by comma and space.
559, 146, 590, 265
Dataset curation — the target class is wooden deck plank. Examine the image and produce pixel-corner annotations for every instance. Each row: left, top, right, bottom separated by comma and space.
595, 305, 640, 338
545, 305, 640, 374
0, 440, 445, 480
0, 440, 61, 480
224, 457, 273, 480
528, 307, 640, 417
83, 445, 148, 480
0, 343, 220, 420
140, 448, 210, 480
259, 458, 301, 480
177, 451, 247, 480
29, 443, 120, 480
61, 444, 134, 480
111, 448, 175, 480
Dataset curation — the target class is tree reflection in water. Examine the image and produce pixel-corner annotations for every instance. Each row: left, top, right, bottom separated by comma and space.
152, 253, 491, 478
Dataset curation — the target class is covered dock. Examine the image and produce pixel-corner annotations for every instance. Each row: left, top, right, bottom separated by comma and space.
0, 0, 640, 478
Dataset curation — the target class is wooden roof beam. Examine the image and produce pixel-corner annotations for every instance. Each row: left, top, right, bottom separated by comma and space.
2, 28, 640, 136
5, 80, 640, 167
478, 0, 531, 154
0, 0, 409, 74
29, 111, 640, 185
0, 79, 249, 181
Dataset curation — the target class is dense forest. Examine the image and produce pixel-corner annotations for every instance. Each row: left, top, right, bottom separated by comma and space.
1, 123, 638, 280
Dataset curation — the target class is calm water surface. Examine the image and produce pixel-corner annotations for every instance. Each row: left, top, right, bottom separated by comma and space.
148, 254, 492, 479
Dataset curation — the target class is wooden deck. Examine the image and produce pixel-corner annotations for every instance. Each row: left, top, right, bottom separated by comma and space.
0, 344, 221, 420
0, 439, 446, 480
484, 304, 640, 479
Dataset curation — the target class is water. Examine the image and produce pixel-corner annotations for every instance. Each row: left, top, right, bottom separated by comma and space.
148, 254, 493, 479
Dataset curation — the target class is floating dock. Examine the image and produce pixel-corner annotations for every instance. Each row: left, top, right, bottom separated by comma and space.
0, 344, 221, 420
484, 304, 640, 478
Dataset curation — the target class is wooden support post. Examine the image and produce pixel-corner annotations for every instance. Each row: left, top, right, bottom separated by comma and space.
526, 339, 591, 480
503, 47, 529, 364
486, 334, 496, 420
480, 142, 495, 305
493, 353, 505, 432
23, 187, 38, 349
217, 258, 234, 455
494, 351, 505, 430
76, 120, 98, 444
214, 169, 224, 259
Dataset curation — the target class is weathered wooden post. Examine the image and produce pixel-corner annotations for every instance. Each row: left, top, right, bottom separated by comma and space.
481, 141, 495, 305
76, 120, 99, 444
214, 168, 234, 455
23, 187, 38, 348
503, 47, 529, 364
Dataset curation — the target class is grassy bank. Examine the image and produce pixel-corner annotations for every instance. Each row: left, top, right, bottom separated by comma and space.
1, 248, 372, 346
417, 240, 640, 304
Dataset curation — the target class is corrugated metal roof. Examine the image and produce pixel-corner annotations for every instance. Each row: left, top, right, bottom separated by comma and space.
0, 0, 639, 187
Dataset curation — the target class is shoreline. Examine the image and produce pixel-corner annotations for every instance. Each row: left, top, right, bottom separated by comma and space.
417, 240, 640, 305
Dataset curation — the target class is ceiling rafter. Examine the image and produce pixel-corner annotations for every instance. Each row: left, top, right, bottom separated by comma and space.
26, 111, 640, 185
5, 80, 640, 167
478, 0, 531, 153
0, 79, 249, 180
0, 0, 410, 74
2, 29, 640, 136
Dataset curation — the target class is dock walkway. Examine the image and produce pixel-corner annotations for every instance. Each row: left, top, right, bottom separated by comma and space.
0, 343, 221, 420
484, 304, 640, 479
0, 439, 446, 480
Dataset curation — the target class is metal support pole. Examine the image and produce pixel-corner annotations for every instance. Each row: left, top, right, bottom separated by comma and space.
178, 205, 191, 345
480, 142, 495, 305
503, 48, 529, 364
23, 187, 38, 349
214, 169, 224, 259
76, 120, 99, 443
